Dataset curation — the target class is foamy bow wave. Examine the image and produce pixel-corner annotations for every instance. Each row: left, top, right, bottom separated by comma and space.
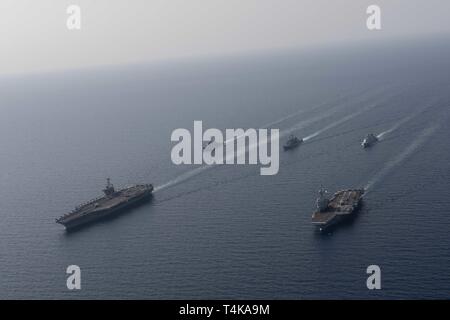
365, 124, 439, 192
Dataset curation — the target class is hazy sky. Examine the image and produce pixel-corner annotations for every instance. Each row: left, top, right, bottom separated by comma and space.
1, 0, 449, 75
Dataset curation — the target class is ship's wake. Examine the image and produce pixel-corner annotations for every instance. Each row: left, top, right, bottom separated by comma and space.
364, 124, 439, 193
223, 93, 354, 145
154, 106, 377, 193
376, 105, 431, 140
259, 99, 329, 129
302, 103, 377, 142
153, 166, 211, 192
154, 91, 388, 193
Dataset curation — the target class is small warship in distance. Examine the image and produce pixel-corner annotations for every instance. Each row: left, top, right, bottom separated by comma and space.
56, 178, 153, 230
283, 135, 303, 150
203, 139, 218, 156
361, 133, 379, 148
311, 187, 364, 231
203, 139, 214, 150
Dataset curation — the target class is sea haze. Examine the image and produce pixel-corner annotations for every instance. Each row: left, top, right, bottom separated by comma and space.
0, 36, 449, 299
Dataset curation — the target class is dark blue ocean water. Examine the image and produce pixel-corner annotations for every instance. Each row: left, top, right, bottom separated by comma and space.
0, 37, 449, 299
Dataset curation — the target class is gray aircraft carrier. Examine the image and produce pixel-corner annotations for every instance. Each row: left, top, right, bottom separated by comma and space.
56, 178, 153, 230
311, 187, 364, 231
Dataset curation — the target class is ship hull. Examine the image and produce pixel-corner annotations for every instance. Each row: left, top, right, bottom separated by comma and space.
283, 140, 303, 150
311, 189, 364, 231
59, 191, 153, 231
362, 138, 378, 148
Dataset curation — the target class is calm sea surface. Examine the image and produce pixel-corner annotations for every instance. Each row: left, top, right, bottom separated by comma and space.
0, 37, 449, 299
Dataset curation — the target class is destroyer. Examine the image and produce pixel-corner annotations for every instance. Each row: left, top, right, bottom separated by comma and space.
283, 135, 303, 150
361, 133, 379, 148
311, 187, 364, 231
56, 178, 153, 230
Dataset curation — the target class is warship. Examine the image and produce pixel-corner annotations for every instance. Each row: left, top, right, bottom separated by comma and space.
283, 135, 303, 150
203, 139, 214, 149
56, 178, 153, 230
361, 133, 379, 148
311, 187, 364, 231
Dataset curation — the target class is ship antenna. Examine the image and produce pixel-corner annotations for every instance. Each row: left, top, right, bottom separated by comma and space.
103, 177, 115, 197
317, 185, 329, 212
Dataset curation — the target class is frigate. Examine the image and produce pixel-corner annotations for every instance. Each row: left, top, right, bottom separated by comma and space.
361, 133, 379, 148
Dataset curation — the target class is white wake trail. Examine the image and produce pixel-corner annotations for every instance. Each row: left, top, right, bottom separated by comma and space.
155, 94, 384, 193
153, 166, 211, 192
376, 105, 430, 140
223, 90, 369, 145
302, 103, 377, 142
155, 107, 373, 192
260, 99, 331, 129
223, 99, 333, 145
278, 101, 363, 139
365, 124, 439, 192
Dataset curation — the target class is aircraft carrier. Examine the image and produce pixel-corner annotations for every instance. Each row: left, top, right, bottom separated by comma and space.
311, 187, 364, 231
56, 178, 153, 230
